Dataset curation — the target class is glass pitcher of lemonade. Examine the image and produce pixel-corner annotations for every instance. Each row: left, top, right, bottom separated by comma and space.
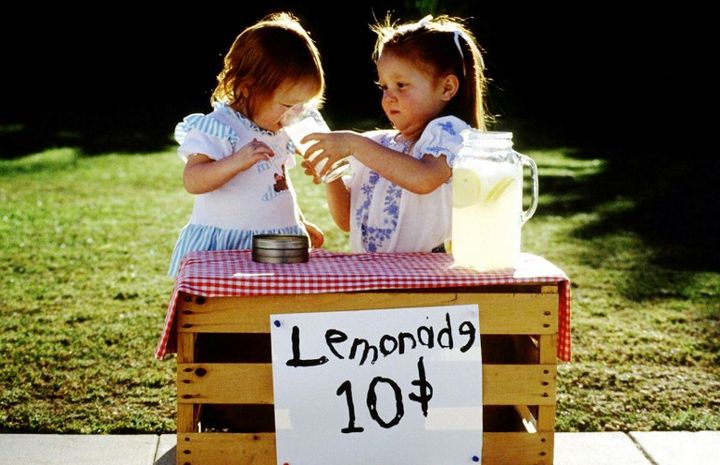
451, 130, 538, 271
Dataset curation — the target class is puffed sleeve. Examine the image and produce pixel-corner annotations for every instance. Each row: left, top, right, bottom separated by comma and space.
413, 116, 470, 167
174, 113, 239, 162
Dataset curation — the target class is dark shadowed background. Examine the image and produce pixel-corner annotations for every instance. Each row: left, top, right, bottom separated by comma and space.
1, 1, 710, 155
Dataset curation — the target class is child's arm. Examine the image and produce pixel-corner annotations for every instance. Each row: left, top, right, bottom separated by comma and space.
298, 157, 350, 231
326, 178, 351, 231
304, 132, 451, 194
285, 171, 325, 248
183, 139, 274, 194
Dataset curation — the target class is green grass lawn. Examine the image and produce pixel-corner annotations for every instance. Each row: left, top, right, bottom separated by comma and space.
0, 146, 718, 433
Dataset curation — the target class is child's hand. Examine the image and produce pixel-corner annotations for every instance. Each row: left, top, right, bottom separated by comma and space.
300, 159, 322, 184
302, 131, 358, 179
231, 138, 275, 171
303, 221, 324, 248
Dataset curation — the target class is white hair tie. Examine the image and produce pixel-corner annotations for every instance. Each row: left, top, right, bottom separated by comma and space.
418, 15, 433, 27
453, 31, 464, 61
453, 31, 467, 77
454, 30, 485, 73
404, 15, 433, 32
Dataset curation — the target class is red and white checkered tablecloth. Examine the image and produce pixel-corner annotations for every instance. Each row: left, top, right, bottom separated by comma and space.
155, 250, 571, 361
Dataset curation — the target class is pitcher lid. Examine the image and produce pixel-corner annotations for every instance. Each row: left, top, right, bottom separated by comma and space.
459, 129, 516, 162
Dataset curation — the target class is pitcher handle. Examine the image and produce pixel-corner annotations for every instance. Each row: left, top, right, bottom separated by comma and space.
520, 154, 539, 225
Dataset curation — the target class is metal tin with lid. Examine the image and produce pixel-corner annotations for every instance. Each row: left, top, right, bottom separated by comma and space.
251, 234, 309, 264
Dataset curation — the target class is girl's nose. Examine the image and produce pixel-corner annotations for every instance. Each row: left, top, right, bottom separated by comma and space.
382, 90, 397, 104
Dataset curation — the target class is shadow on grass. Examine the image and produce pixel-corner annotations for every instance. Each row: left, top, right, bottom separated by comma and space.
0, 148, 81, 176
539, 144, 719, 303
1, 109, 179, 160
1, 108, 383, 162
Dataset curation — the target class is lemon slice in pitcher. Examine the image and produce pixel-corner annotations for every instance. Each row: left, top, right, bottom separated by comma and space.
452, 167, 482, 208
486, 176, 515, 203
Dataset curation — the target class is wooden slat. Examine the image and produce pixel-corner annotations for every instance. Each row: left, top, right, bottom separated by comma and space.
539, 334, 557, 364
484, 432, 554, 465
177, 333, 198, 433
176, 292, 558, 335
178, 364, 274, 405
177, 333, 196, 364
537, 405, 557, 433
177, 363, 556, 406
176, 432, 275, 465
177, 406, 196, 434
175, 432, 553, 465
484, 364, 556, 405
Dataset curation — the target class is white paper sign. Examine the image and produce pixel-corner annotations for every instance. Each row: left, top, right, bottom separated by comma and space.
270, 305, 482, 465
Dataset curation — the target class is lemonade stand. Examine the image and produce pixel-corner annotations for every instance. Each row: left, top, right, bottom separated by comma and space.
157, 131, 571, 465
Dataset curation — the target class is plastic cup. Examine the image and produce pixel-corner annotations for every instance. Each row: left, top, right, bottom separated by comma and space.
281, 107, 350, 183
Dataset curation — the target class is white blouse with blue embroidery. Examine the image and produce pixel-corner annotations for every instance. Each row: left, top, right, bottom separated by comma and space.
345, 115, 470, 253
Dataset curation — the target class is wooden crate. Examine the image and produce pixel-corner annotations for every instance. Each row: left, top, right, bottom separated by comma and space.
175, 284, 559, 465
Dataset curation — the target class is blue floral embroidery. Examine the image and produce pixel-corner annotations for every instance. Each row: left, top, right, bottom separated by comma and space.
438, 120, 457, 135
422, 144, 457, 167
419, 119, 462, 167
424, 145, 446, 155
354, 134, 406, 252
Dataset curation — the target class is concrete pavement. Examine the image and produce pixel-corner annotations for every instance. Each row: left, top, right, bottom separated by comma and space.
0, 431, 718, 465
